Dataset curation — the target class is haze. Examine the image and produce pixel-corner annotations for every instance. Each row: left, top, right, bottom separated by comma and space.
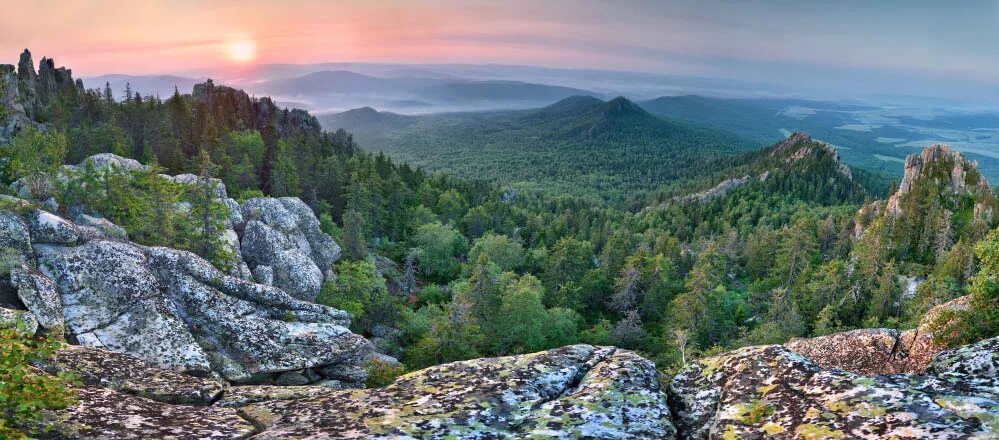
3, 0, 999, 103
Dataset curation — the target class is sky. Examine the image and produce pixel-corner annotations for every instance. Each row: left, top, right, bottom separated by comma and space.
2, 0, 998, 101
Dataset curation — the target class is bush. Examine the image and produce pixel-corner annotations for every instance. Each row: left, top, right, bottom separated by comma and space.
0, 328, 78, 438
364, 359, 407, 388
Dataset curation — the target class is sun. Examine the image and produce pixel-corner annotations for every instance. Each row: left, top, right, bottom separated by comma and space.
225, 39, 257, 63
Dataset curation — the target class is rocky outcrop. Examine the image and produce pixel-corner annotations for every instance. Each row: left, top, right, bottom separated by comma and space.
1, 49, 81, 141
0, 197, 377, 386
240, 197, 341, 300
192, 79, 322, 137
36, 344, 673, 439
678, 176, 751, 203
885, 144, 994, 218
670, 335, 999, 439
785, 295, 969, 375
770, 132, 852, 180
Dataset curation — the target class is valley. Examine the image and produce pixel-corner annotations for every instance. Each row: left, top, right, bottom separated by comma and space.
3, 2, 999, 436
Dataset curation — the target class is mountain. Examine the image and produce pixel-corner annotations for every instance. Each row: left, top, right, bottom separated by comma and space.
248, 71, 599, 114
419, 80, 594, 103
83, 74, 201, 99
639, 95, 999, 183
324, 106, 413, 130
322, 96, 752, 203
254, 70, 417, 96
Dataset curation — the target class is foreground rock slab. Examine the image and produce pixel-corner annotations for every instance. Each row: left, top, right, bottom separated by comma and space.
239, 344, 674, 439
670, 336, 999, 439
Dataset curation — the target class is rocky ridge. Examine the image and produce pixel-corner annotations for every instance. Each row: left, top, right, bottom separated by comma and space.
0, 49, 82, 141
21, 330, 999, 439
0, 154, 377, 387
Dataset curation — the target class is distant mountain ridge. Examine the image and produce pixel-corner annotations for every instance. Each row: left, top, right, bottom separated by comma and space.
322, 96, 752, 203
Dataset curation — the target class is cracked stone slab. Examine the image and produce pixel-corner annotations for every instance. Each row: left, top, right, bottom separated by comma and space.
42, 386, 256, 440
669, 337, 999, 439
242, 344, 675, 439
35, 345, 225, 405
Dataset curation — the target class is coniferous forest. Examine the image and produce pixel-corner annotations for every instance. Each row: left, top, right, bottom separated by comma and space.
4, 59, 996, 383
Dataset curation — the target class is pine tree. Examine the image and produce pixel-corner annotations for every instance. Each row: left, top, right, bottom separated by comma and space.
342, 209, 367, 260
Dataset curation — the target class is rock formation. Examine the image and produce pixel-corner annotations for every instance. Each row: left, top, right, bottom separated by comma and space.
785, 295, 968, 375
0, 49, 82, 141
885, 144, 994, 218
33, 344, 673, 439
669, 335, 998, 439
0, 196, 377, 385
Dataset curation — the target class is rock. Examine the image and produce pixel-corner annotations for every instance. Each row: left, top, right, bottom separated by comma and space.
144, 246, 370, 379
885, 144, 994, 218
242, 345, 675, 439
669, 338, 999, 439
36, 345, 224, 405
27, 209, 79, 245
2, 194, 376, 385
253, 265, 274, 286
239, 206, 327, 301
10, 264, 63, 330
0, 208, 33, 260
785, 295, 970, 375
0, 306, 38, 334
169, 173, 228, 199
74, 214, 128, 240
82, 152, 149, 173
274, 370, 310, 386
216, 384, 341, 408
35, 240, 212, 374
42, 386, 256, 440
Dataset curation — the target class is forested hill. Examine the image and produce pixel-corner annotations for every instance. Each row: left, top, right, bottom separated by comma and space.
4, 49, 997, 397
322, 95, 755, 204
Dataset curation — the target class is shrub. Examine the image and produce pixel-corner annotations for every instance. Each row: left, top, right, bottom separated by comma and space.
364, 359, 407, 388
0, 328, 78, 438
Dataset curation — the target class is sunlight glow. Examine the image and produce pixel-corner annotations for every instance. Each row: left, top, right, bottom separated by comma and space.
225, 39, 257, 63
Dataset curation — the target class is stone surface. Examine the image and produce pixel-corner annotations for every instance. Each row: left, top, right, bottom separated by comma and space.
81, 153, 149, 173
216, 384, 342, 408
36, 345, 224, 405
10, 264, 63, 330
242, 345, 674, 439
43, 386, 256, 440
0, 306, 38, 334
785, 295, 970, 375
669, 337, 999, 439
239, 197, 340, 301
2, 199, 376, 384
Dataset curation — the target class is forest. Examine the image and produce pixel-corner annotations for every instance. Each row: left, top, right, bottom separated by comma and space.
3, 74, 998, 380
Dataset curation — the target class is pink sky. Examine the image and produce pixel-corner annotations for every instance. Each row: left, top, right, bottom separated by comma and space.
1, 1, 662, 76
2, 0, 998, 96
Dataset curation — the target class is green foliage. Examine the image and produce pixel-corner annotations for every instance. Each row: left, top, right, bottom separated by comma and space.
364, 359, 407, 388
468, 233, 524, 272
413, 222, 467, 280
0, 329, 78, 438
0, 127, 67, 196
317, 259, 399, 333
932, 229, 999, 346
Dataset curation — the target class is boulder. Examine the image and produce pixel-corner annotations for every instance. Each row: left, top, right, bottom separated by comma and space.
669, 337, 999, 439
239, 196, 341, 301
43, 386, 256, 440
0, 306, 38, 334
35, 240, 212, 374
36, 345, 224, 405
73, 214, 128, 241
241, 345, 674, 439
27, 209, 79, 245
10, 264, 63, 330
81, 153, 149, 173
785, 295, 970, 375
